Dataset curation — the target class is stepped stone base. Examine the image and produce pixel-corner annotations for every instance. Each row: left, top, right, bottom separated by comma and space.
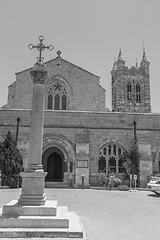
0, 200, 84, 239
2, 200, 57, 216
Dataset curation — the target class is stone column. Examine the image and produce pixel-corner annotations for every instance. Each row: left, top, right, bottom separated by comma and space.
18, 61, 47, 205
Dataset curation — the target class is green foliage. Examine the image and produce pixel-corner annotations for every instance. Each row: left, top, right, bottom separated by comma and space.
100, 171, 122, 188
0, 131, 23, 188
123, 141, 140, 177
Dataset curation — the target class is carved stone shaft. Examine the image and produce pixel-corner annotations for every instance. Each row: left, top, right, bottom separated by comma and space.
18, 62, 47, 205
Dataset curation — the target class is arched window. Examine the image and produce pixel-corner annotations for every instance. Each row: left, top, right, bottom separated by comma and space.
98, 143, 126, 174
118, 148, 121, 155
108, 145, 111, 155
47, 94, 53, 110
113, 145, 116, 155
46, 81, 68, 110
103, 147, 106, 155
99, 156, 106, 173
136, 83, 141, 102
119, 155, 126, 173
109, 156, 116, 172
54, 94, 60, 110
62, 94, 67, 110
127, 83, 132, 100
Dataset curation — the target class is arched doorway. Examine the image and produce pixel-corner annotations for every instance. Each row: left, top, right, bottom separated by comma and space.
42, 147, 64, 182
47, 152, 63, 181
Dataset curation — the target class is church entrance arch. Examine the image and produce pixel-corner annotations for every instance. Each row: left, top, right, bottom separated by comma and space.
42, 147, 64, 182
42, 134, 76, 185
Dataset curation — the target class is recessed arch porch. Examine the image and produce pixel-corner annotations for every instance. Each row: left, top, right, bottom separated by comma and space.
42, 134, 75, 184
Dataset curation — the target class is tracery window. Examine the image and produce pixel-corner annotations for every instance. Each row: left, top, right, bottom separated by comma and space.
119, 156, 125, 173
98, 156, 106, 173
108, 145, 111, 155
46, 81, 68, 110
109, 156, 116, 172
62, 95, 67, 110
47, 94, 53, 110
113, 145, 116, 155
127, 83, 132, 100
136, 83, 141, 102
54, 94, 60, 110
98, 143, 126, 174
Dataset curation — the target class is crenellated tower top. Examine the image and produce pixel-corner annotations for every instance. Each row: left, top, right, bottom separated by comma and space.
111, 48, 151, 113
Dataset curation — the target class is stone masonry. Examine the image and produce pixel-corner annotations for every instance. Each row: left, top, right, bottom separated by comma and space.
0, 109, 160, 187
0, 49, 159, 187
5, 54, 108, 112
111, 49, 151, 113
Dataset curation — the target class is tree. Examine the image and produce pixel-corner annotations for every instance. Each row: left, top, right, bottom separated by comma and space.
0, 131, 23, 188
123, 141, 140, 185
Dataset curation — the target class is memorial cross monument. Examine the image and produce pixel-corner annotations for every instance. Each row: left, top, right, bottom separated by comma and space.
0, 37, 84, 239
18, 36, 54, 205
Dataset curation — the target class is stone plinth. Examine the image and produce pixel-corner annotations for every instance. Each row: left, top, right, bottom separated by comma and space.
0, 200, 83, 239
18, 171, 47, 205
2, 200, 57, 216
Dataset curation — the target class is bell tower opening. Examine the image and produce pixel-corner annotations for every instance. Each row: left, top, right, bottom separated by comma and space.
42, 147, 64, 182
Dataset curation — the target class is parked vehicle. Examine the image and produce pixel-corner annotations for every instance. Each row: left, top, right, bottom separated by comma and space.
147, 179, 160, 195
150, 174, 160, 181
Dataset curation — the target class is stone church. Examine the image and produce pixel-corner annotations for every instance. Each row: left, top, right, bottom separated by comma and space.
0, 48, 160, 187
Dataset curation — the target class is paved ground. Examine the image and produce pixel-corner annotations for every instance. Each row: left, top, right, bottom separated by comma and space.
0, 188, 160, 240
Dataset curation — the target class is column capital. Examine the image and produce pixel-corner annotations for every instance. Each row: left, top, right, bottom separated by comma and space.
30, 61, 48, 85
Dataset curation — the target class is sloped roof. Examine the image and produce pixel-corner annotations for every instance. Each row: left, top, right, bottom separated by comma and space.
15, 56, 100, 79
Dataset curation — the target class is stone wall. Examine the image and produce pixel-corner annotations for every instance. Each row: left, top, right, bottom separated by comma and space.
111, 60, 151, 113
0, 109, 160, 187
4, 57, 107, 112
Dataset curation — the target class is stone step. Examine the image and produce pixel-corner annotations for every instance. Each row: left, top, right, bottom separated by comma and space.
0, 238, 84, 240
45, 182, 69, 188
2, 200, 58, 216
0, 212, 83, 238
0, 204, 69, 229
0, 228, 83, 238
0, 215, 69, 228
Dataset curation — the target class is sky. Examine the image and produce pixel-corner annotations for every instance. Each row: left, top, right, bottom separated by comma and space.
0, 0, 160, 113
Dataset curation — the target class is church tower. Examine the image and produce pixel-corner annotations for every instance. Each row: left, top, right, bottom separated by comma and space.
111, 48, 151, 113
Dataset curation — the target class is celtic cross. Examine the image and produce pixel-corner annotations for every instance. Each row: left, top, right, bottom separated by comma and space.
28, 35, 54, 62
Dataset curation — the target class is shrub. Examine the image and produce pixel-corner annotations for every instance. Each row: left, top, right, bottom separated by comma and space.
123, 141, 140, 186
100, 171, 122, 189
0, 131, 23, 188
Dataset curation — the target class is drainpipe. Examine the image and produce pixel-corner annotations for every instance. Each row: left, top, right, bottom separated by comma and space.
133, 121, 137, 144
16, 118, 20, 146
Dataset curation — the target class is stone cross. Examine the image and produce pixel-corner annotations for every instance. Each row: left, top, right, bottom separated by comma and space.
57, 50, 61, 57
28, 35, 54, 62
18, 37, 53, 205
56, 62, 61, 67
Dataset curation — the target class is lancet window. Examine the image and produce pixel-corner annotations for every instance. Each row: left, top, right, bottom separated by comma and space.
98, 143, 126, 174
46, 81, 68, 110
136, 83, 141, 102
127, 83, 132, 100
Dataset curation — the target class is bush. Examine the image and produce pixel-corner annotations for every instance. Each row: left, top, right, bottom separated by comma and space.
0, 131, 23, 188
123, 141, 140, 186
100, 171, 122, 189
